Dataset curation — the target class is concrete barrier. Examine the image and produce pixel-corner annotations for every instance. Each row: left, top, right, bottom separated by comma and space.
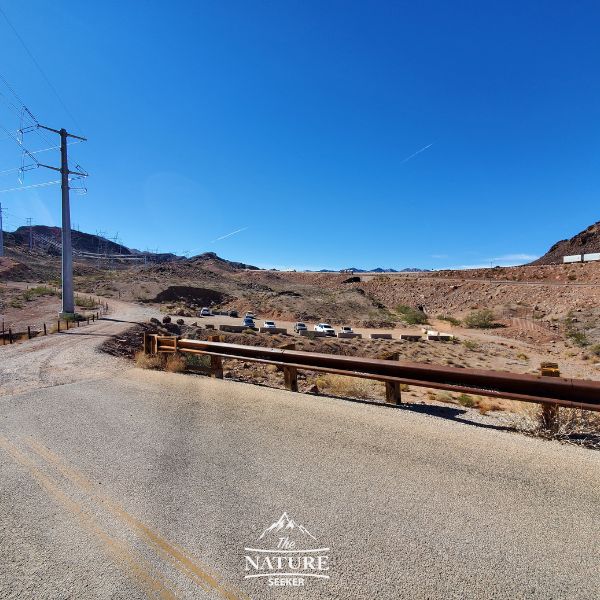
337, 332, 362, 339
298, 330, 327, 337
427, 333, 454, 341
399, 334, 422, 341
259, 327, 288, 334
370, 333, 393, 340
219, 324, 248, 333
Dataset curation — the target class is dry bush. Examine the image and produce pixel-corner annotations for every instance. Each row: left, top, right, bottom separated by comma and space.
315, 374, 385, 400
134, 351, 163, 370
426, 390, 455, 404
528, 407, 600, 448
165, 353, 186, 373
476, 398, 508, 414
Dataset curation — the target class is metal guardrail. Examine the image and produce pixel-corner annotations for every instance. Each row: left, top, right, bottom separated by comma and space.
147, 335, 600, 413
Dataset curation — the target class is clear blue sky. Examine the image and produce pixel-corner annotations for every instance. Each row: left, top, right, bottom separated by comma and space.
0, 0, 599, 270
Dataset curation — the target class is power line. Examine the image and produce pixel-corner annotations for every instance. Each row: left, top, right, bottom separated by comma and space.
0, 180, 62, 194
0, 6, 82, 132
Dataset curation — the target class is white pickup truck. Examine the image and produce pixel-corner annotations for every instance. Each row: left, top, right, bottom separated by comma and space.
315, 323, 336, 336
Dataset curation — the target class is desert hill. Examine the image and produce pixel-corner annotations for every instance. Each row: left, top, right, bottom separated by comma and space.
530, 220, 600, 265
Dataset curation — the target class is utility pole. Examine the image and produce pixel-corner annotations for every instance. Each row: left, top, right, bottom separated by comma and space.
26, 217, 33, 249
37, 125, 87, 316
0, 202, 4, 257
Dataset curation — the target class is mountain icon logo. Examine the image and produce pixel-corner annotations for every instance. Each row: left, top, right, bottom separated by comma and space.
258, 512, 317, 542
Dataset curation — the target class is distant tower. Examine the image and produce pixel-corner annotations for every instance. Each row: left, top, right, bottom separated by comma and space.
26, 217, 33, 249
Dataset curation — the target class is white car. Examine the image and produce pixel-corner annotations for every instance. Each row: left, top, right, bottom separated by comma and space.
315, 323, 336, 336
263, 320, 276, 329
200, 307, 211, 316
339, 326, 354, 334
245, 312, 256, 319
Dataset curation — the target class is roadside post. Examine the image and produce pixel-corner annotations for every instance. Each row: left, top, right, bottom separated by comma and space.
539, 362, 560, 432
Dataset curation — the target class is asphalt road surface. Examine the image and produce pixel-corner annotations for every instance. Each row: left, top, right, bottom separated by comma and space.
1, 308, 599, 599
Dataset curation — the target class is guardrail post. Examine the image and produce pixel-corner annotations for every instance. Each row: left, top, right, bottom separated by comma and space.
208, 334, 223, 378
384, 352, 401, 405
143, 333, 150, 355
57, 319, 60, 332
539, 362, 560, 432
43, 323, 47, 336
27, 326, 31, 340
279, 343, 298, 392
284, 367, 298, 392
8, 328, 12, 344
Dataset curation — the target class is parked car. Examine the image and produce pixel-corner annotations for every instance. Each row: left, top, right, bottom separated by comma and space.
245, 312, 256, 319
294, 322, 308, 333
228, 310, 238, 318
263, 320, 276, 329
242, 317, 255, 328
315, 323, 336, 336
200, 307, 211, 316
339, 326, 354, 334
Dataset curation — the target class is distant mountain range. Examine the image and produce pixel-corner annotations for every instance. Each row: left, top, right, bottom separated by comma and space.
317, 267, 429, 273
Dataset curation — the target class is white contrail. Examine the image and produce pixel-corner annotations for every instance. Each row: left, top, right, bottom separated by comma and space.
211, 227, 249, 243
401, 142, 434, 164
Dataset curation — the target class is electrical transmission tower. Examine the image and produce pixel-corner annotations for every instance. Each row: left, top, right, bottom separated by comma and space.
26, 217, 32, 249
34, 125, 87, 316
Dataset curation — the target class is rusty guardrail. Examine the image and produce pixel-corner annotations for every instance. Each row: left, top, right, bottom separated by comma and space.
147, 335, 600, 413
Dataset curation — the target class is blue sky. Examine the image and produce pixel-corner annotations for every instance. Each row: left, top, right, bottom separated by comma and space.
0, 0, 599, 270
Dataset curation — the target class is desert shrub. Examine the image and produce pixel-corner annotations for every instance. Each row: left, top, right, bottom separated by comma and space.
462, 339, 479, 351
315, 374, 384, 400
185, 354, 211, 369
437, 314, 461, 326
22, 286, 58, 301
464, 309, 497, 329
9, 298, 23, 308
165, 353, 186, 373
516, 352, 529, 361
567, 330, 588, 347
134, 351, 162, 370
456, 393, 476, 408
75, 295, 97, 308
530, 407, 600, 448
567, 273, 577, 281
426, 390, 454, 404
396, 305, 428, 325
590, 344, 600, 357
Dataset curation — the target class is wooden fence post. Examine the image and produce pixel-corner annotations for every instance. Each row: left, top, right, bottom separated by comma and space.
8, 328, 12, 344
27, 326, 31, 339
66, 319, 69, 330
43, 323, 47, 336
57, 319, 60, 332
208, 334, 223, 378
540, 362, 560, 432
279, 343, 298, 392
384, 352, 401, 405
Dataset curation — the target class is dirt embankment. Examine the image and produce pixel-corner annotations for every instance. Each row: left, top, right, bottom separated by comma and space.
359, 274, 599, 318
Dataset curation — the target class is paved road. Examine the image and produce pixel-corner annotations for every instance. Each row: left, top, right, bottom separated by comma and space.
1, 307, 599, 599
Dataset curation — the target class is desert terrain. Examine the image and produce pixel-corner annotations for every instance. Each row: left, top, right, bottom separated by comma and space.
2, 226, 599, 447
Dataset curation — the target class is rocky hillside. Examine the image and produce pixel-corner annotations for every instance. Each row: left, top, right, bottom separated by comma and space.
530, 221, 600, 265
